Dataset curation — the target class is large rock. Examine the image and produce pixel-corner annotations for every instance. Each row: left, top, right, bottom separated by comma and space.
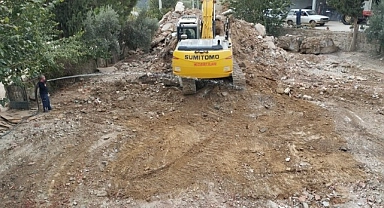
175, 2, 185, 12
277, 35, 338, 54
255, 23, 266, 37
300, 37, 338, 54
161, 22, 174, 32
277, 35, 303, 52
262, 36, 276, 49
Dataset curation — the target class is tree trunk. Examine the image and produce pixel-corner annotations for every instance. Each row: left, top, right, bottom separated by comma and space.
349, 18, 359, 51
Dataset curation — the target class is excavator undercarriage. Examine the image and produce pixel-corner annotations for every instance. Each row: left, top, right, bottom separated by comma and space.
180, 62, 245, 95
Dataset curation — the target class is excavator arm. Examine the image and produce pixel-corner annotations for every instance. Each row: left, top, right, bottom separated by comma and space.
201, 0, 216, 39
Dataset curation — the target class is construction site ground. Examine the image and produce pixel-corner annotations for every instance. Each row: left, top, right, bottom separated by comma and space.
1, 15, 384, 208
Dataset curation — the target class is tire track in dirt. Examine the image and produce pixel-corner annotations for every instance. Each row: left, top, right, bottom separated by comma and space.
107, 91, 246, 198
330, 102, 384, 174
104, 88, 365, 201
109, 122, 227, 198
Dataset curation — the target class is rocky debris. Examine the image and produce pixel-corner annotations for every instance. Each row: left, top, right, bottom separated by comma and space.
377, 108, 384, 115
150, 9, 201, 65
302, 95, 313, 100
0, 113, 31, 135
97, 66, 117, 73
273, 52, 384, 103
160, 22, 174, 32
175, 2, 185, 12
284, 87, 291, 95
277, 35, 338, 54
277, 35, 303, 52
0, 120, 13, 133
95, 189, 108, 197
255, 23, 266, 37
262, 36, 277, 49
229, 18, 289, 78
301, 37, 339, 54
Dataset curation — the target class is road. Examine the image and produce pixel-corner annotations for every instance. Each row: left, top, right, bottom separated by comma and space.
315, 20, 368, 32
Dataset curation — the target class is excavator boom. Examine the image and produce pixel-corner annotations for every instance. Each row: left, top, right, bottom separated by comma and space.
201, 0, 215, 39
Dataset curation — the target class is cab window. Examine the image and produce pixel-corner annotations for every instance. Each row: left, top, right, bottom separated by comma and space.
177, 27, 197, 40
183, 28, 196, 39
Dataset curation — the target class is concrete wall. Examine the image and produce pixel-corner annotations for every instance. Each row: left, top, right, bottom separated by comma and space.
282, 28, 379, 52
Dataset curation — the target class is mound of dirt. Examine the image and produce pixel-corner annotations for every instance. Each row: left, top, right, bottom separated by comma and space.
229, 19, 289, 81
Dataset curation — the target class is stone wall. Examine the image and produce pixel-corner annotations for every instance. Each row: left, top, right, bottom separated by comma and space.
282, 28, 379, 52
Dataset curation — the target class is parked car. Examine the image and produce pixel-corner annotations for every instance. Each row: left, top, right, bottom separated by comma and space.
285, 9, 329, 26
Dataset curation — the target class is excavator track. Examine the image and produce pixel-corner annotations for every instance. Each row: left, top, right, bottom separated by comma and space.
181, 78, 197, 95
232, 61, 246, 90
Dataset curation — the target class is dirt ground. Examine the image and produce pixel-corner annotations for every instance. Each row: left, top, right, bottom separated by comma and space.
1, 13, 384, 208
0, 50, 383, 207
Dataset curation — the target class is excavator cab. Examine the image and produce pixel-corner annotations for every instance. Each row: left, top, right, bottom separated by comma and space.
176, 15, 200, 41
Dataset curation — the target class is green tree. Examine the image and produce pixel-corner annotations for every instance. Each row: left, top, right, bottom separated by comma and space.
120, 10, 158, 52
99, 0, 138, 22
52, 0, 89, 38
137, 0, 149, 9
366, 0, 384, 53
149, 0, 178, 10
327, 0, 364, 51
226, 0, 290, 36
83, 6, 121, 66
0, 0, 60, 85
148, 0, 178, 19
52, 0, 138, 37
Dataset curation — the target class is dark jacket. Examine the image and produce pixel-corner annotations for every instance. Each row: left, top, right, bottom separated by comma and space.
38, 81, 48, 95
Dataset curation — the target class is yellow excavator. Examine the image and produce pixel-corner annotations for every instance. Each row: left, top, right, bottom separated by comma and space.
172, 0, 245, 94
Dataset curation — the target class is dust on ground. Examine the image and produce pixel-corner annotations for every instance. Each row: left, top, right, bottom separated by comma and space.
0, 10, 384, 208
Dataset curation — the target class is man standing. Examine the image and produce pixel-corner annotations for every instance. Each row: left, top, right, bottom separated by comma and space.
38, 75, 52, 112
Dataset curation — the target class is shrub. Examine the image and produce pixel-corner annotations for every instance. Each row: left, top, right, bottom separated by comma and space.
366, 1, 384, 54
82, 6, 121, 63
120, 11, 158, 53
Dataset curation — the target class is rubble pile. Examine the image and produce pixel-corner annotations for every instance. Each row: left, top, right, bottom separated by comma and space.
229, 19, 290, 82
119, 9, 340, 90
146, 10, 291, 79
148, 9, 201, 71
